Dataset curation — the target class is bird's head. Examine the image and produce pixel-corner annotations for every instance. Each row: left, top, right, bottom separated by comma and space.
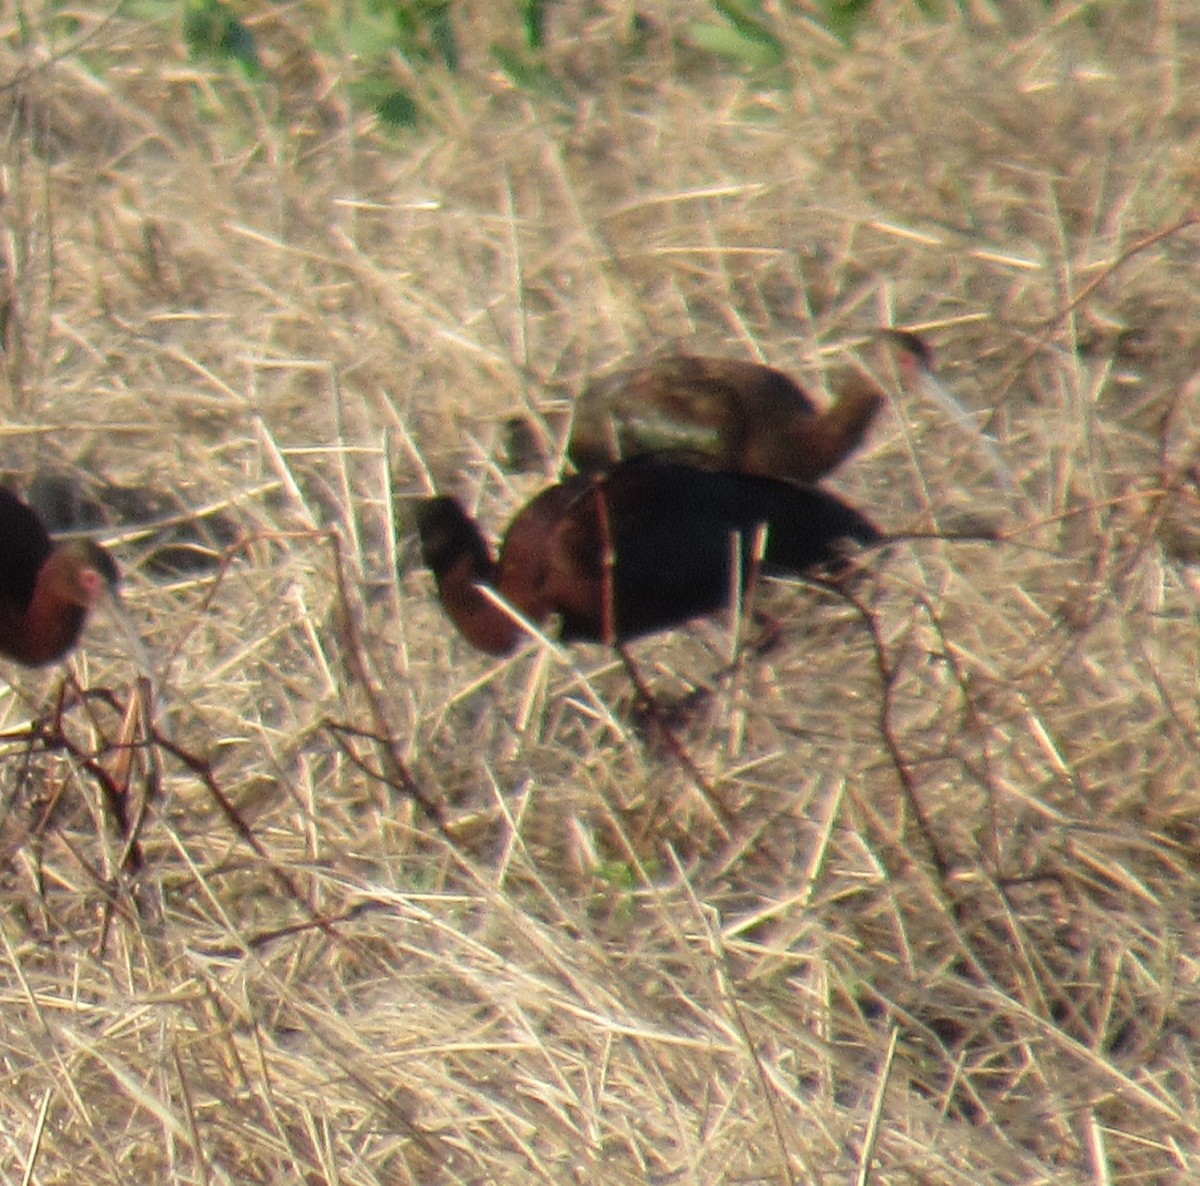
54, 539, 120, 607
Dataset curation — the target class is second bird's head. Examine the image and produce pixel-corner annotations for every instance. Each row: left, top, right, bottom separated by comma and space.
52, 539, 121, 607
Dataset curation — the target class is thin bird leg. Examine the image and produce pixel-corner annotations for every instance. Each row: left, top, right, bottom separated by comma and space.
616, 642, 735, 836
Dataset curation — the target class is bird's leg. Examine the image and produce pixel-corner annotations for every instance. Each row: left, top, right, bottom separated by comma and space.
49, 675, 72, 738
616, 642, 734, 837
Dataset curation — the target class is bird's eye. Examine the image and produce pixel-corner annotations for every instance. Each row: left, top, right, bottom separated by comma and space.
79, 568, 108, 604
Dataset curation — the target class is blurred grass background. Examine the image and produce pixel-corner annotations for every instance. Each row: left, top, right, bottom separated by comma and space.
0, 1, 1198, 1182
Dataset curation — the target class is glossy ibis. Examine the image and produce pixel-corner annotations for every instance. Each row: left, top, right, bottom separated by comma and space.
416, 459, 881, 655
0, 485, 121, 666
567, 353, 886, 482
567, 331, 1015, 494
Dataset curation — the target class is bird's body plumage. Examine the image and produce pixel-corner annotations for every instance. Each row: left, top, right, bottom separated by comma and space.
0, 486, 119, 666
567, 355, 884, 484
417, 460, 880, 655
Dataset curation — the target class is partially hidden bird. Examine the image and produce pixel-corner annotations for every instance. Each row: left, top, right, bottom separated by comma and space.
416, 459, 881, 655
565, 330, 1015, 496
566, 353, 886, 483
0, 485, 122, 666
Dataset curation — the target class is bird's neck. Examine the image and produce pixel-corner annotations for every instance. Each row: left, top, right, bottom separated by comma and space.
12, 554, 90, 666
790, 381, 884, 476
430, 538, 521, 656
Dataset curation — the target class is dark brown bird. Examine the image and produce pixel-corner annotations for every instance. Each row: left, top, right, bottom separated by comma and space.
416, 460, 880, 655
567, 353, 886, 483
0, 486, 120, 666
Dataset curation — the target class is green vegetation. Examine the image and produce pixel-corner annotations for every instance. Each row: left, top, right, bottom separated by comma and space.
688, 0, 786, 69
14, 0, 1085, 134
154, 0, 966, 128
183, 0, 261, 73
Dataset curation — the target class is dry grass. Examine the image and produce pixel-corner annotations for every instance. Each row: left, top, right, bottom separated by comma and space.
0, 1, 1198, 1182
